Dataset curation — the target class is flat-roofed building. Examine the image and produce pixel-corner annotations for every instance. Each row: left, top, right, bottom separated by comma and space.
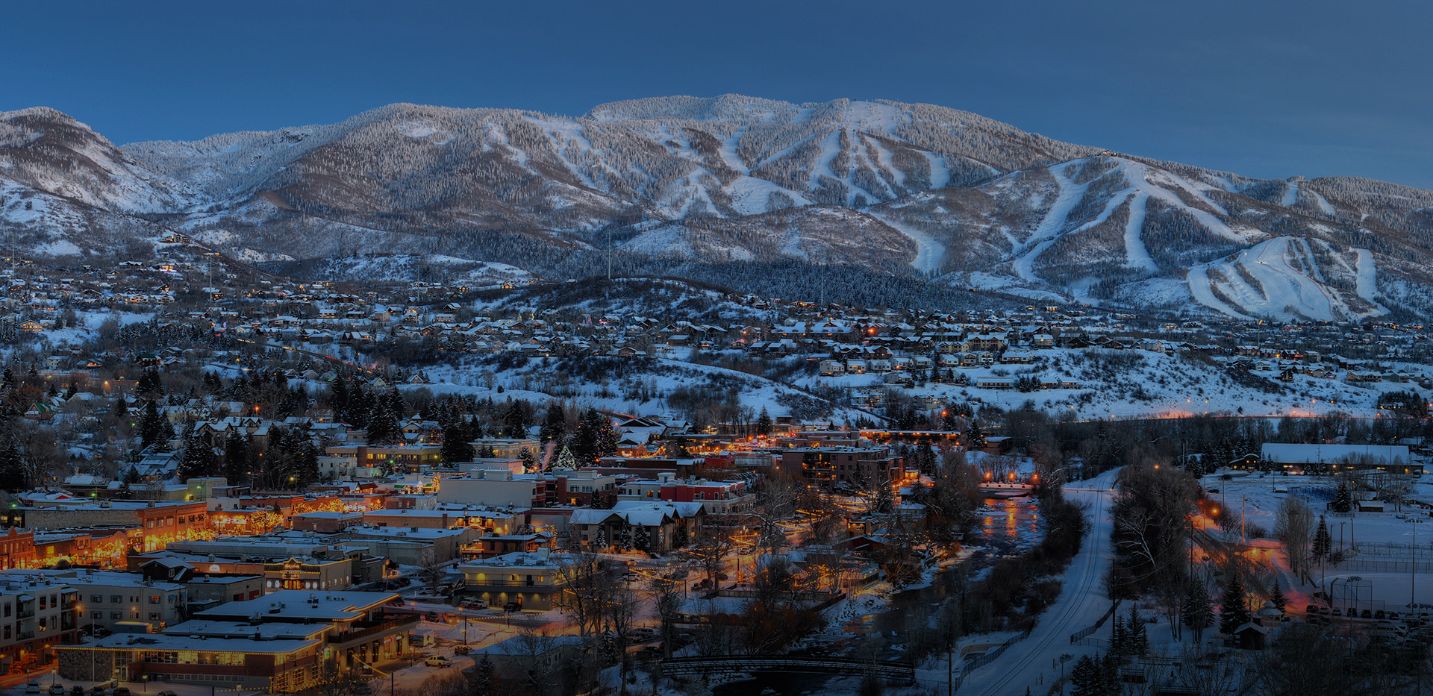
58, 590, 414, 693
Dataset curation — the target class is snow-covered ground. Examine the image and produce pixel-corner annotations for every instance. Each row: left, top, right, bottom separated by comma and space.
953, 468, 1120, 695
805, 346, 1429, 420
1200, 469, 1433, 612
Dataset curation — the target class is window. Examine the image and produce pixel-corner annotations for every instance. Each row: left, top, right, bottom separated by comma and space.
91, 595, 103, 604
110, 595, 122, 603
148, 595, 161, 605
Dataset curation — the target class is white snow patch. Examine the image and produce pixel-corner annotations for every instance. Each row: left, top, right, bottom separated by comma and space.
867, 211, 945, 275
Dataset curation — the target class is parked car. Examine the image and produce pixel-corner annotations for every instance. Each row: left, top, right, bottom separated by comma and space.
49, 685, 66, 696
454, 645, 471, 655
70, 687, 85, 696
25, 684, 40, 696
425, 656, 452, 668
503, 601, 521, 612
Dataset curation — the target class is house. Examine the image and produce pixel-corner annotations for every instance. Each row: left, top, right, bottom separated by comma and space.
459, 549, 590, 611
568, 501, 702, 553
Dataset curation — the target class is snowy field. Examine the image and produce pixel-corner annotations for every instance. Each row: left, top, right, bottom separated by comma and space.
1200, 468, 1433, 612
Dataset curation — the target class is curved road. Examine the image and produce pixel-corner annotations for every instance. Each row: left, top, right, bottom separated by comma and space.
957, 469, 1119, 696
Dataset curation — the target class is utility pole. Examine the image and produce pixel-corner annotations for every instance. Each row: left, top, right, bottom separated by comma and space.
946, 643, 953, 696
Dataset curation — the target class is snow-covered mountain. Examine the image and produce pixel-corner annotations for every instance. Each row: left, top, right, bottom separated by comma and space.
2, 96, 1431, 321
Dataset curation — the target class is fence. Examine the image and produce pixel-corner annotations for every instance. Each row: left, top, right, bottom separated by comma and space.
1348, 541, 1433, 558
951, 628, 1032, 691
1069, 600, 1122, 644
1332, 558, 1433, 574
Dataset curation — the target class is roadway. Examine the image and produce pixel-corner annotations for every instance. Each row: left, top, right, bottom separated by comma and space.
955, 468, 1119, 696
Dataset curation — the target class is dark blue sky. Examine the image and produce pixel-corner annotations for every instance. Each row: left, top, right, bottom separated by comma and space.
4, 0, 1430, 187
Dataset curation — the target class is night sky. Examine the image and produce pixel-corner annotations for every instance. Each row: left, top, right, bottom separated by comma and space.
4, 0, 1430, 187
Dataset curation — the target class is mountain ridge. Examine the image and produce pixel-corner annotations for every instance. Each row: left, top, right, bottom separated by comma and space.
2, 96, 1431, 321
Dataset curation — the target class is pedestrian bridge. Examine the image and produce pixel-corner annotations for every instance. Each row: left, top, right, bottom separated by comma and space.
660, 655, 915, 684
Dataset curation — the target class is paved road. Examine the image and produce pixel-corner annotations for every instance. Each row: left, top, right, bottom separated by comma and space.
957, 470, 1119, 696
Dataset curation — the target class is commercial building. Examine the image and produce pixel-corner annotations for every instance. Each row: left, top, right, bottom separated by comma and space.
58, 590, 414, 693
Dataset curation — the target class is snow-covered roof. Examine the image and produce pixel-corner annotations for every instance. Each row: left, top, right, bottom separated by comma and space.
1260, 443, 1411, 465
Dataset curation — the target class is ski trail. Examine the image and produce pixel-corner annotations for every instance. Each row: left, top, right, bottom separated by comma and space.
1123, 191, 1157, 271
868, 211, 945, 276
1012, 162, 1086, 282
1281, 179, 1299, 207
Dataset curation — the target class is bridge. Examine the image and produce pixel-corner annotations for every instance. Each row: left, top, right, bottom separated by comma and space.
660, 655, 915, 684
979, 481, 1036, 497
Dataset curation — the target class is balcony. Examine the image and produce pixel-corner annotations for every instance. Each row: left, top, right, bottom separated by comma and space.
462, 579, 552, 589
329, 614, 418, 646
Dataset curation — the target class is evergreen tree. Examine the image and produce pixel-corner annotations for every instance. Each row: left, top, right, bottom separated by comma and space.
1219, 572, 1251, 634
135, 369, 164, 400
365, 398, 399, 445
177, 430, 217, 480
1313, 515, 1332, 562
1111, 614, 1129, 656
112, 396, 128, 419
967, 420, 987, 449
1270, 581, 1287, 615
1128, 604, 1148, 656
1069, 655, 1102, 696
123, 466, 141, 485
222, 430, 250, 484
330, 377, 350, 420
1181, 580, 1213, 643
1100, 654, 1120, 695
469, 655, 496, 696
595, 419, 620, 459
385, 387, 405, 420
501, 401, 528, 438
552, 446, 577, 471
440, 424, 475, 464
1331, 483, 1353, 513
294, 431, 320, 487
539, 404, 566, 444
572, 409, 600, 463
755, 407, 773, 437
0, 435, 28, 492
138, 401, 171, 449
